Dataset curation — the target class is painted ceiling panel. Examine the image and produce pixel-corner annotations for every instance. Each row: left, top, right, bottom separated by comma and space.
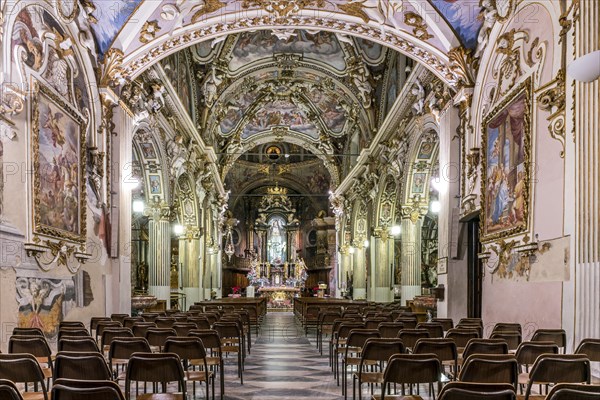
241, 99, 318, 140
229, 31, 346, 72
89, 0, 142, 55
430, 0, 483, 49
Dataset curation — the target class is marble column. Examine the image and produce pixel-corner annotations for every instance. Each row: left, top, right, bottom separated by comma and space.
147, 203, 172, 307
401, 217, 423, 306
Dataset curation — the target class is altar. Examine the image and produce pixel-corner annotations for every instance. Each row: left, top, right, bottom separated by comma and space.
258, 286, 300, 310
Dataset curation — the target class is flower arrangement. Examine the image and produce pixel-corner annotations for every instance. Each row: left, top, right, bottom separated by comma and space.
232, 286, 241, 294
247, 268, 258, 285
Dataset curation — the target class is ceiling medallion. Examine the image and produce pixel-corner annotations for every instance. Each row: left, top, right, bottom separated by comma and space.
266, 145, 282, 160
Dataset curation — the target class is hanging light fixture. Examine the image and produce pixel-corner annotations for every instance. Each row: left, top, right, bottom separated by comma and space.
224, 226, 235, 261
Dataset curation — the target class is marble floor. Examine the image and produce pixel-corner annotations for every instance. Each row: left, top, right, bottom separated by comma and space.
212, 312, 436, 400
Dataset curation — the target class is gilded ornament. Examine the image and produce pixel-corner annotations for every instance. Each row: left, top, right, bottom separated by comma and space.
140, 20, 161, 44
537, 71, 566, 158
403, 12, 433, 41
191, 0, 227, 23
99, 48, 127, 88
243, 0, 327, 18
448, 46, 476, 89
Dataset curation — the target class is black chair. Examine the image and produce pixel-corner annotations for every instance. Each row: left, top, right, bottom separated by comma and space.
545, 383, 600, 400
438, 382, 516, 400
0, 379, 25, 400
0, 353, 49, 400
54, 351, 112, 380
52, 379, 125, 400
125, 352, 186, 399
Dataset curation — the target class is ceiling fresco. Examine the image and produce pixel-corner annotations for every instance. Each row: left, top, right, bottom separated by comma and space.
228, 30, 346, 72
88, 0, 142, 55
430, 0, 484, 49
241, 99, 319, 140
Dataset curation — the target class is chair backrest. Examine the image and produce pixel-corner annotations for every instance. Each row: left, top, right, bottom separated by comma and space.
575, 338, 600, 362
58, 327, 90, 341
12, 327, 44, 337
515, 341, 559, 366
155, 317, 176, 328
214, 321, 242, 340
164, 336, 207, 363
110, 314, 129, 324
95, 321, 122, 340
109, 337, 152, 366
365, 318, 389, 330
345, 329, 381, 352
438, 382, 516, 400
377, 322, 405, 338
54, 351, 112, 380
173, 322, 198, 336
492, 323, 522, 334
101, 327, 134, 349
122, 317, 144, 328
0, 353, 48, 400
446, 327, 481, 344
455, 324, 483, 338
431, 318, 454, 331
144, 328, 176, 350
59, 321, 85, 329
140, 313, 159, 323
58, 336, 101, 353
131, 322, 157, 338
462, 338, 509, 359
52, 380, 125, 400
187, 317, 211, 330
531, 329, 567, 352
359, 338, 405, 367
416, 322, 445, 338
189, 329, 222, 354
458, 318, 483, 327
545, 383, 600, 400
336, 322, 365, 340
380, 353, 442, 391
459, 354, 519, 389
90, 317, 111, 335
413, 338, 458, 363
125, 352, 186, 398
394, 317, 417, 329
524, 354, 591, 399
397, 329, 430, 350
8, 335, 52, 365
0, 379, 25, 400
491, 331, 522, 350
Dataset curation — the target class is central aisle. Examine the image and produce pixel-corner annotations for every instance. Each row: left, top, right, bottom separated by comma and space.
223, 312, 341, 400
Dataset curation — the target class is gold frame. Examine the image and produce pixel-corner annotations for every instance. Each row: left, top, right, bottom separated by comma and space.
480, 77, 532, 243
31, 78, 87, 243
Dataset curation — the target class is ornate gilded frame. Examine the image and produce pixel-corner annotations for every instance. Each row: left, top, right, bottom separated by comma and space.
480, 77, 532, 243
31, 78, 87, 243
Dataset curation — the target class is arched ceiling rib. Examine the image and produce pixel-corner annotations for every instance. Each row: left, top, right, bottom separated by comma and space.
86, 1, 484, 85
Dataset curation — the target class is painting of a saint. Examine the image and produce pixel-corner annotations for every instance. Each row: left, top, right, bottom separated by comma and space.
417, 141, 434, 159
149, 175, 162, 194
482, 85, 530, 241
35, 90, 83, 239
140, 143, 156, 159
412, 173, 426, 194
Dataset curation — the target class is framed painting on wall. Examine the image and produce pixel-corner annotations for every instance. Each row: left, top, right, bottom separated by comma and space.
148, 175, 162, 195
437, 257, 447, 275
481, 78, 532, 242
31, 79, 87, 243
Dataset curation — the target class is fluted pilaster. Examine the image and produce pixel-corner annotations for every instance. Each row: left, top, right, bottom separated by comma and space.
401, 217, 422, 305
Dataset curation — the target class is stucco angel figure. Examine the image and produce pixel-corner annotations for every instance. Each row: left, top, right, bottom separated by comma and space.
203, 65, 223, 106
475, 0, 498, 58
411, 79, 425, 115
